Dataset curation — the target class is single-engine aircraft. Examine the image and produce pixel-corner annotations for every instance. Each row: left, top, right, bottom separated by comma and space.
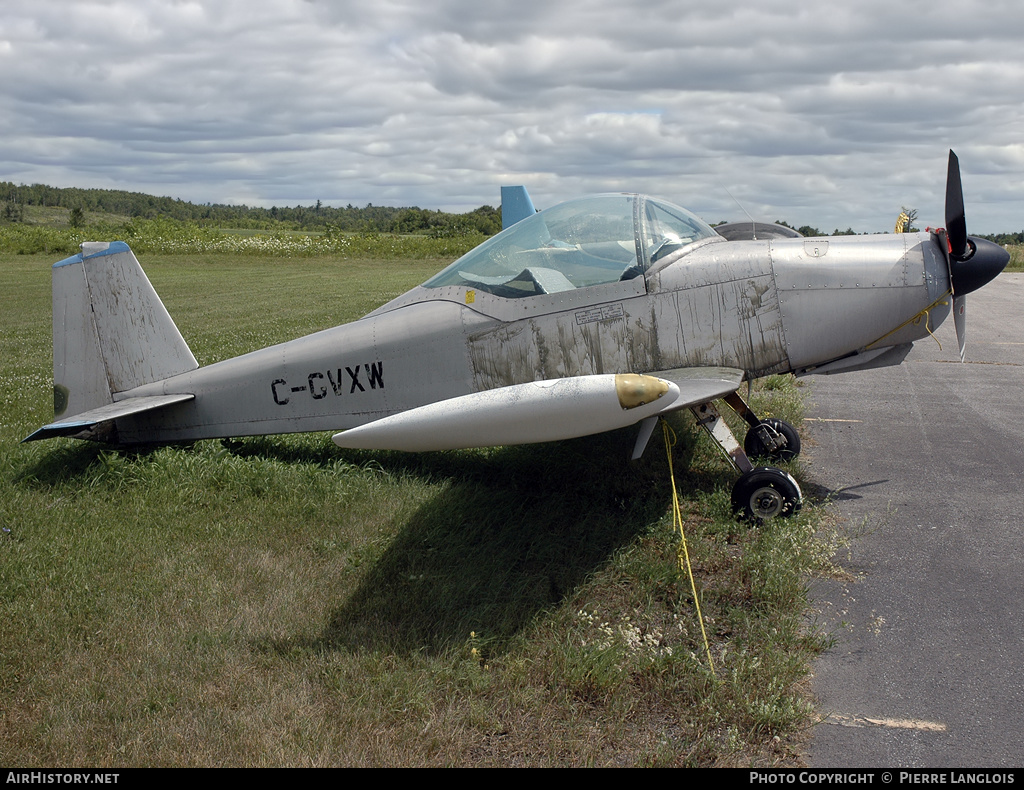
24, 152, 1009, 520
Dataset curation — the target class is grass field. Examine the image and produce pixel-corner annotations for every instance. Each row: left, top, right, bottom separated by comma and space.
1007, 245, 1024, 271
0, 250, 840, 767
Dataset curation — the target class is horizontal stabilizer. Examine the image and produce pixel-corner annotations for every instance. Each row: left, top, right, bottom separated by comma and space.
333, 373, 679, 451
23, 393, 194, 443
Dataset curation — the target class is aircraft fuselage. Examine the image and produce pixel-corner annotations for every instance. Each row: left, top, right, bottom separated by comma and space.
114, 231, 949, 444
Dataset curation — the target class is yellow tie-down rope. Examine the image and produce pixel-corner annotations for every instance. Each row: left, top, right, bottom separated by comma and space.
662, 420, 716, 676
866, 292, 951, 352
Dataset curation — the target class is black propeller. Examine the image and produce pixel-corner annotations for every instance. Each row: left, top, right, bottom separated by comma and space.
941, 150, 1009, 360
945, 150, 968, 261
944, 150, 1009, 294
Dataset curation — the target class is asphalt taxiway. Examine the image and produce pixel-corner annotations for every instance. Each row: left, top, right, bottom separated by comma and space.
803, 272, 1023, 768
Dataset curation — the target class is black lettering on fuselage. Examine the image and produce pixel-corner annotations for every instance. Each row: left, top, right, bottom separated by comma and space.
308, 372, 327, 399
271, 361, 384, 406
346, 366, 365, 393
366, 361, 384, 390
327, 369, 345, 396
271, 378, 289, 405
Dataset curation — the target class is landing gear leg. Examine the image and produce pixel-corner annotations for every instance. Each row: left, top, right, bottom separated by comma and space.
689, 401, 753, 473
689, 399, 802, 522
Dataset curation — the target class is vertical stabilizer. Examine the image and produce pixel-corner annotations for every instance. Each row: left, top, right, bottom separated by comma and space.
500, 186, 537, 229
52, 242, 198, 422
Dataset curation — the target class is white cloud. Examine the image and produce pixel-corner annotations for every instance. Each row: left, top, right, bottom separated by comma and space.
1, 0, 1022, 231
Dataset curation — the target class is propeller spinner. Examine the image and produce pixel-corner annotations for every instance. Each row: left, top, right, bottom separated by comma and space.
942, 150, 1010, 360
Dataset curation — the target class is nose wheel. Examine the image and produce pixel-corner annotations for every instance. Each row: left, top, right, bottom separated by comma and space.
743, 417, 801, 462
722, 392, 801, 463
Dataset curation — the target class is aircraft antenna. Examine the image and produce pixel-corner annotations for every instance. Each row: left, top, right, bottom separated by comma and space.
724, 187, 758, 241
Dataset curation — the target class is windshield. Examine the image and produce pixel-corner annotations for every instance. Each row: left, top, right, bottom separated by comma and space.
423, 194, 717, 298
641, 198, 719, 265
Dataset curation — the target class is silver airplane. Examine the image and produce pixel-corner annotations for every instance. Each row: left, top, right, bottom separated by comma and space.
25, 152, 1009, 520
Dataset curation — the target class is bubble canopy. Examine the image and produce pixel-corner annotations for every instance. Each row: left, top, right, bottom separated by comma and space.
422, 194, 719, 298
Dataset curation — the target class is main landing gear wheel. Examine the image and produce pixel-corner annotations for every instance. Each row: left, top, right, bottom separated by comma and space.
744, 418, 801, 462
732, 467, 802, 522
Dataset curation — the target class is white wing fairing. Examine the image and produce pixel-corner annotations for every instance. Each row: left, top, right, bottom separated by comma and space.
332, 373, 680, 452
330, 367, 747, 453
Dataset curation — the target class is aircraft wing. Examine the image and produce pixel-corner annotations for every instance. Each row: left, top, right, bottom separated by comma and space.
625, 366, 745, 459
647, 366, 745, 410
333, 373, 681, 452
23, 393, 195, 443
332, 368, 746, 453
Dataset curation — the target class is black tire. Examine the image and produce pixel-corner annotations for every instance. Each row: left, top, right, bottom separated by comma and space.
732, 467, 803, 522
744, 418, 801, 462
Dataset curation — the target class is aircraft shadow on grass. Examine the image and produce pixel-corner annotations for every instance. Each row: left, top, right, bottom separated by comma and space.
18, 427, 735, 657
224, 428, 725, 657
286, 429, 710, 657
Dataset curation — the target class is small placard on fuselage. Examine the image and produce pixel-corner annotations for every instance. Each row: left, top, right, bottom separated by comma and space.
575, 303, 625, 325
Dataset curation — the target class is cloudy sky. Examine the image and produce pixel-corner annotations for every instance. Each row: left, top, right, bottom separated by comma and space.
3, 0, 1022, 232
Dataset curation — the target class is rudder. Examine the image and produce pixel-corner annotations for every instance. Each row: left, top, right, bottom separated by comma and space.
51, 241, 198, 423
500, 186, 537, 229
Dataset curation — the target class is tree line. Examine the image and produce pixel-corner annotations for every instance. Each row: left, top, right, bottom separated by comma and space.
769, 216, 1022, 245
2, 181, 1020, 243
0, 182, 502, 237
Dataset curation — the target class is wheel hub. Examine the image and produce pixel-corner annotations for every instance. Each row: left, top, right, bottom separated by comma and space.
750, 486, 785, 518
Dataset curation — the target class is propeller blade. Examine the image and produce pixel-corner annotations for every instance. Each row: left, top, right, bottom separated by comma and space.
945, 150, 968, 261
936, 151, 1009, 362
941, 150, 1009, 298
953, 294, 967, 363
